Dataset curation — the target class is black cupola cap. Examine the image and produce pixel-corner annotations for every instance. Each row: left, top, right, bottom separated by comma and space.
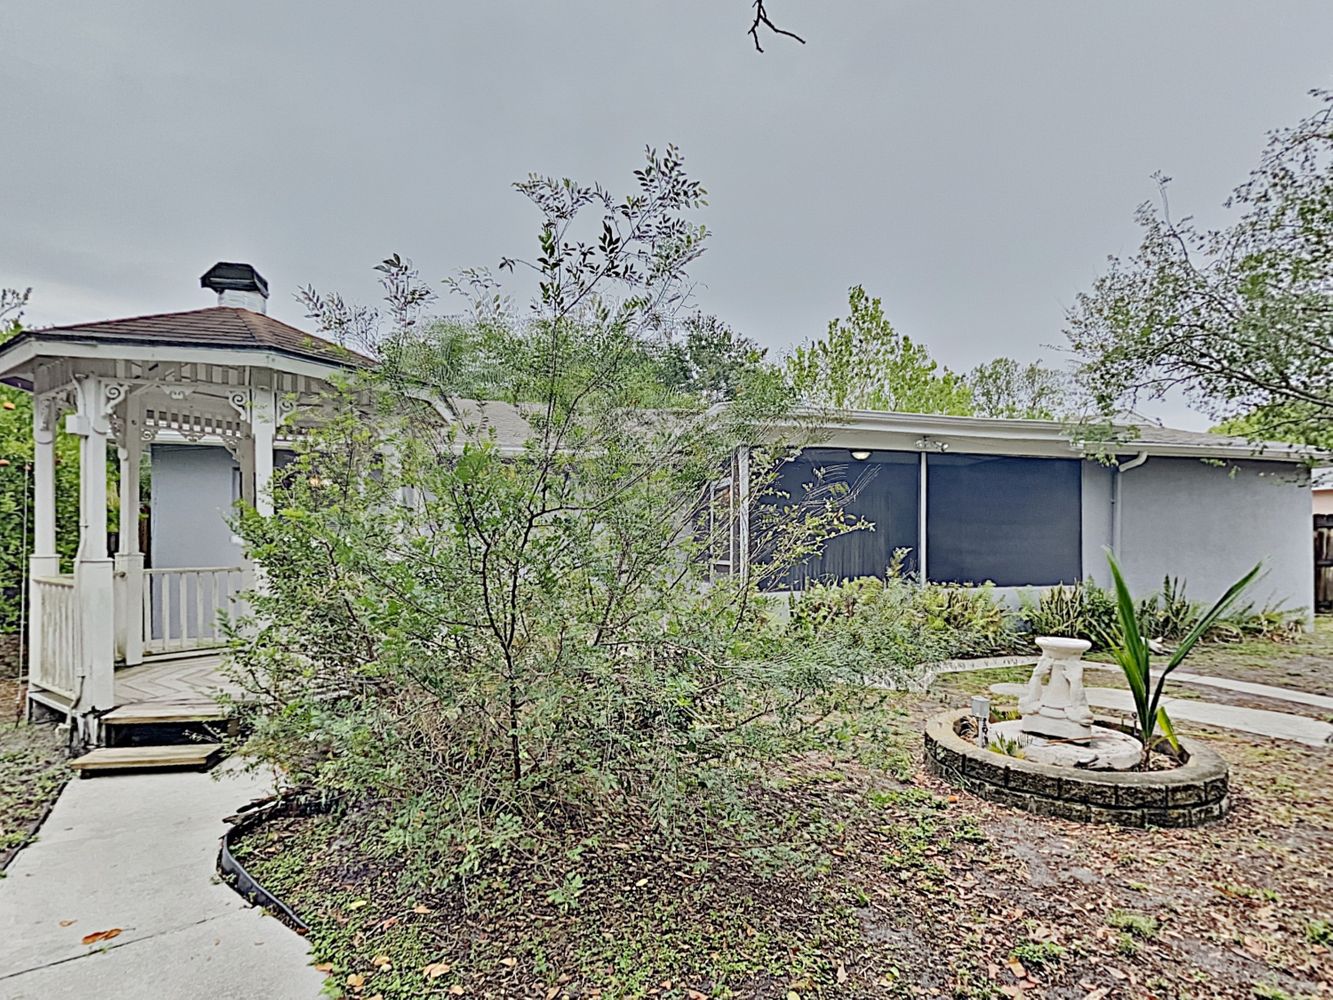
200, 262, 269, 297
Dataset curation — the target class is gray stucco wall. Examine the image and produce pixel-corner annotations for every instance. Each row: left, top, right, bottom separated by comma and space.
149, 444, 242, 570
1114, 457, 1312, 613
1080, 461, 1114, 582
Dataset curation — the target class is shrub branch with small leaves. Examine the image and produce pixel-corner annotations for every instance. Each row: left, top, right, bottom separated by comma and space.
226, 148, 863, 885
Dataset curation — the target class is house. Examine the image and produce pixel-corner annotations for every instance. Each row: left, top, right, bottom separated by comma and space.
757, 415, 1315, 612
0, 262, 1318, 753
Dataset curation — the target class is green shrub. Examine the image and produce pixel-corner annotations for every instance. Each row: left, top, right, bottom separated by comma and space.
1135, 576, 1200, 642
1018, 579, 1117, 645
226, 152, 867, 892
786, 569, 1024, 688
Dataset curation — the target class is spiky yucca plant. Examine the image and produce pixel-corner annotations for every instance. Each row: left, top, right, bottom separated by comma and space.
1103, 550, 1261, 767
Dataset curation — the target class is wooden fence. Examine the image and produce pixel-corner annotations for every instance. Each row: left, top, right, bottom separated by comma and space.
1317, 515, 1333, 614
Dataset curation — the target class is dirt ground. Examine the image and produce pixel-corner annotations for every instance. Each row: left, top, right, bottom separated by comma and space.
0, 674, 70, 871
233, 622, 1333, 1000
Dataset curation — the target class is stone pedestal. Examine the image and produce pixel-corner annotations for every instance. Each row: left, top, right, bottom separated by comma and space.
1018, 636, 1095, 741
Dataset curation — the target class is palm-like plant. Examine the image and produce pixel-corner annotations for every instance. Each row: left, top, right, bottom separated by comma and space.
1103, 550, 1262, 767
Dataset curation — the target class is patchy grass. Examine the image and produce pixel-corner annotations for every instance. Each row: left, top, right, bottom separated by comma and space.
234, 627, 1333, 1000
0, 680, 70, 871
1108, 910, 1159, 939
1008, 938, 1065, 970
1183, 616, 1333, 698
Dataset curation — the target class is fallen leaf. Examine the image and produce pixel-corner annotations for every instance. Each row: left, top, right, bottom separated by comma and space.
81, 928, 122, 946
500, 957, 518, 968
836, 962, 849, 984
313, 962, 335, 973
59, 920, 76, 928
423, 962, 452, 979
346, 972, 365, 988
1007, 958, 1027, 980
412, 904, 432, 914
448, 986, 464, 996
371, 954, 391, 970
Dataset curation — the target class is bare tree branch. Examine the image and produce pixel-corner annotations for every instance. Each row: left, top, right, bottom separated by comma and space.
749, 1, 805, 53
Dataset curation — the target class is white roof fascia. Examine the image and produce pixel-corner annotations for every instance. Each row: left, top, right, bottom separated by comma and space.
779, 408, 1318, 464
2, 336, 352, 383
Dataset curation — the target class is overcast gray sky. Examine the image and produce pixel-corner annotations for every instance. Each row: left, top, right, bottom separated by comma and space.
4, 1, 1332, 427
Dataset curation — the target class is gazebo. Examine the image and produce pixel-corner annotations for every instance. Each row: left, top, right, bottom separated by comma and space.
1, 263, 370, 754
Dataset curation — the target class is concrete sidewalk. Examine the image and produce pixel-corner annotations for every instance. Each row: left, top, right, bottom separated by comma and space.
0, 765, 323, 1000
990, 682, 1333, 747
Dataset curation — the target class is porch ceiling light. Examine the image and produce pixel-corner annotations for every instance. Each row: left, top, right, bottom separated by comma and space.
850, 449, 872, 461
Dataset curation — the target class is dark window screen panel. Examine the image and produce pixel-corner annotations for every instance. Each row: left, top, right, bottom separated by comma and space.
925, 453, 1081, 586
760, 449, 919, 589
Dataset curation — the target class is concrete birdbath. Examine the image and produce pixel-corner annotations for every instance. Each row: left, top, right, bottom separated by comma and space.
989, 636, 1142, 770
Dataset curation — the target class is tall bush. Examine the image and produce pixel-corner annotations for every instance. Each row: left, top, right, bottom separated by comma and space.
227, 149, 864, 879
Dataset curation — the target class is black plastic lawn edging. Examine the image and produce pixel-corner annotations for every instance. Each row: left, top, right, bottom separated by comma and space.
218, 792, 333, 934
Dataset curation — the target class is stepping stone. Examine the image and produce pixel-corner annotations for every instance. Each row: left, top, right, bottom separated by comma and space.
69, 743, 223, 775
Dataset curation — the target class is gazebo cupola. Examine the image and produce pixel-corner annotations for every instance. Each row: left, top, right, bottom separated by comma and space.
201, 261, 270, 312
0, 264, 372, 744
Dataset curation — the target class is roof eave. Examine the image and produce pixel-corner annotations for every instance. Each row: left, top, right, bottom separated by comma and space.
786, 407, 1323, 463
0, 330, 364, 384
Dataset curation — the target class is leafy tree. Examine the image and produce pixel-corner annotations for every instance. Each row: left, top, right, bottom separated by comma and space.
966, 357, 1070, 420
1067, 90, 1333, 449
0, 290, 82, 635
656, 312, 782, 402
228, 148, 864, 880
785, 284, 974, 415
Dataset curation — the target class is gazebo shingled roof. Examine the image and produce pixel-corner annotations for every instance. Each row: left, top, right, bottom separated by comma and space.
8, 306, 375, 369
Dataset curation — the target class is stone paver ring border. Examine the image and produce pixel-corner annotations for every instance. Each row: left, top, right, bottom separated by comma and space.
925, 709, 1230, 828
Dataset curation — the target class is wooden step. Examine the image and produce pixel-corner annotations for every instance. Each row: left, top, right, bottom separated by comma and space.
69, 743, 223, 774
103, 702, 230, 726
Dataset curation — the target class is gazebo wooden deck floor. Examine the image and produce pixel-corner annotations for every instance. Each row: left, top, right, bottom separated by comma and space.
107, 653, 247, 724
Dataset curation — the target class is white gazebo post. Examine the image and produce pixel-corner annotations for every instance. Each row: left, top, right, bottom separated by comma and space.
114, 394, 145, 665
27, 397, 61, 690
250, 385, 276, 517
69, 375, 118, 721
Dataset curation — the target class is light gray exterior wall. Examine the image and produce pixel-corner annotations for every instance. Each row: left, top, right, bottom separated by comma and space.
149, 444, 242, 570
1114, 457, 1313, 613
1079, 461, 1114, 583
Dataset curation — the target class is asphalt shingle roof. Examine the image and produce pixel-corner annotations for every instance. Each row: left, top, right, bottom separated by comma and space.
30, 307, 374, 368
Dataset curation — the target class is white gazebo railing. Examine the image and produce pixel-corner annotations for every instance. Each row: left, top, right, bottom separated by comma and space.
143, 566, 247, 654
31, 575, 81, 701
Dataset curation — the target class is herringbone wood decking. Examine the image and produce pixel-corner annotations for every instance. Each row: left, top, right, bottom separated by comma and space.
113, 654, 246, 711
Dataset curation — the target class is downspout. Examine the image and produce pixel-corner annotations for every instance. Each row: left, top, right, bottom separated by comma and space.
1110, 451, 1149, 559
